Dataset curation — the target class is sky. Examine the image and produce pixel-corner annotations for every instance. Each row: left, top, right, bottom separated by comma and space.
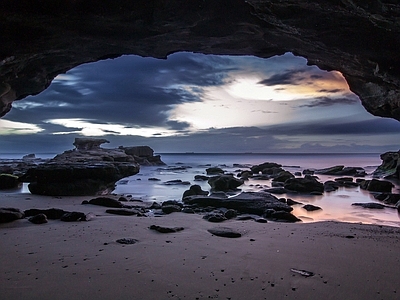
1, 52, 400, 154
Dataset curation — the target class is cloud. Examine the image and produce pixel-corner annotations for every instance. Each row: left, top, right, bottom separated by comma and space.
257, 69, 305, 86
298, 96, 359, 108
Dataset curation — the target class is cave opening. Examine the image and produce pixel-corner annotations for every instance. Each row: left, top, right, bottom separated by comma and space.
1, 52, 400, 155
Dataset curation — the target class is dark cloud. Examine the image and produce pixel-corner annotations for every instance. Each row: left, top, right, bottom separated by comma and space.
298, 96, 359, 108
257, 69, 304, 86
318, 88, 343, 93
267, 118, 400, 136
165, 120, 191, 130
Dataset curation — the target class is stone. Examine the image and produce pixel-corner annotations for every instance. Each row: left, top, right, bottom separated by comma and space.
206, 167, 225, 175
0, 174, 20, 189
120, 146, 165, 166
60, 211, 87, 222
149, 225, 184, 233
373, 150, 400, 178
0, 207, 24, 223
85, 197, 123, 208
24, 208, 68, 219
203, 211, 227, 223
183, 191, 293, 215
161, 205, 182, 214
263, 187, 288, 194
207, 227, 242, 238
373, 193, 400, 205
194, 175, 210, 181
286, 198, 303, 206
264, 210, 301, 222
148, 177, 161, 181
359, 179, 394, 193
20, 138, 140, 196
182, 184, 209, 199
271, 170, 295, 183
116, 238, 139, 245
284, 176, 324, 194
105, 209, 143, 216
164, 179, 191, 186
28, 213, 48, 224
208, 175, 244, 191
352, 203, 386, 209
302, 204, 322, 212
251, 162, 282, 174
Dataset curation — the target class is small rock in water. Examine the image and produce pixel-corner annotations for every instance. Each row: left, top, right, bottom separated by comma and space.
352, 203, 386, 209
302, 204, 322, 211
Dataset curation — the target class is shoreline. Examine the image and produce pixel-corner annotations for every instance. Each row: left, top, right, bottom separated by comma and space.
1, 194, 399, 299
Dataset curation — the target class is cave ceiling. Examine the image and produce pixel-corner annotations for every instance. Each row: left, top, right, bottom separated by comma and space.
1, 0, 399, 121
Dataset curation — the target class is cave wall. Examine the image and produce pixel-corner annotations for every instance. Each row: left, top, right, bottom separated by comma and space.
1, 0, 399, 119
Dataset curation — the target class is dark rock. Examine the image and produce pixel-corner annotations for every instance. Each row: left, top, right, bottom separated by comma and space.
374, 193, 400, 205
182, 184, 208, 199
302, 169, 315, 175
116, 238, 139, 245
0, 174, 20, 189
149, 202, 162, 209
324, 181, 340, 192
120, 146, 165, 166
209, 191, 228, 198
208, 175, 244, 191
182, 208, 195, 214
183, 191, 293, 215
206, 167, 225, 175
203, 211, 227, 222
148, 177, 161, 181
373, 150, 400, 178
164, 179, 191, 186
162, 200, 183, 207
315, 166, 365, 176
284, 176, 324, 194
263, 187, 288, 194
286, 198, 303, 206
207, 227, 242, 238
264, 210, 301, 222
60, 211, 87, 221
106, 209, 145, 216
251, 162, 282, 174
302, 204, 322, 211
85, 197, 123, 208
161, 205, 182, 214
28, 213, 48, 224
255, 218, 268, 223
352, 203, 386, 209
272, 170, 295, 182
0, 207, 25, 223
20, 138, 140, 196
239, 171, 253, 180
359, 179, 394, 193
24, 208, 68, 219
194, 175, 210, 181
149, 225, 184, 233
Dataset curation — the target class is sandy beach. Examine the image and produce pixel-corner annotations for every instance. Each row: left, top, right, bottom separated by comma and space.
1, 193, 399, 300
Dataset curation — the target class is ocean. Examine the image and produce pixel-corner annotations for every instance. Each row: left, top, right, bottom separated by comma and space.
1, 152, 399, 227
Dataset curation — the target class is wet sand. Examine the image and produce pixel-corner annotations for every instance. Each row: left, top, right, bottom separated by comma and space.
1, 193, 399, 300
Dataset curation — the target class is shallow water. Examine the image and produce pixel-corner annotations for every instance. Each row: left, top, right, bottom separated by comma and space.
113, 153, 400, 227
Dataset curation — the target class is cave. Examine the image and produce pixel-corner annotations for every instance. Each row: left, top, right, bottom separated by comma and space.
1, 0, 400, 122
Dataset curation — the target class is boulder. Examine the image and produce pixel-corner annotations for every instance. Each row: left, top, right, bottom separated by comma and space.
373, 150, 400, 178
271, 170, 295, 182
359, 179, 394, 193
182, 184, 208, 199
60, 211, 87, 222
264, 210, 301, 222
207, 227, 242, 238
28, 213, 48, 224
183, 191, 293, 215
284, 176, 324, 194
251, 162, 282, 174
373, 193, 400, 205
352, 203, 386, 209
302, 204, 322, 211
161, 205, 182, 214
164, 179, 191, 186
20, 138, 140, 196
315, 165, 365, 176
206, 167, 225, 175
84, 197, 123, 208
24, 208, 68, 219
208, 175, 244, 191
120, 145, 165, 166
0, 207, 24, 223
0, 173, 20, 189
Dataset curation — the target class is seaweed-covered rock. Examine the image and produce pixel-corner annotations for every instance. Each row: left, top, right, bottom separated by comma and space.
373, 150, 400, 178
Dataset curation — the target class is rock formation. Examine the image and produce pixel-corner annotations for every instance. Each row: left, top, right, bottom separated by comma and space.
0, 0, 399, 121
119, 146, 165, 166
20, 138, 140, 196
373, 150, 400, 178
